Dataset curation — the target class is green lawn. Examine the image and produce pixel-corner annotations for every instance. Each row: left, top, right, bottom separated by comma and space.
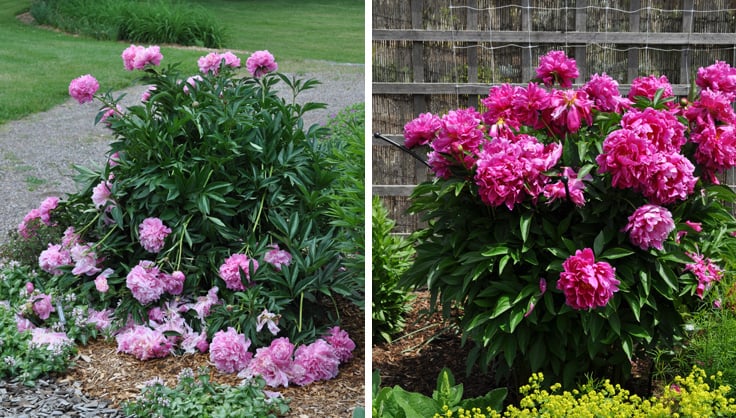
0, 0, 364, 124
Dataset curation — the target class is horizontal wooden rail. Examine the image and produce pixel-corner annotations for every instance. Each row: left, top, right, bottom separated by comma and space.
373, 82, 693, 96
373, 29, 736, 45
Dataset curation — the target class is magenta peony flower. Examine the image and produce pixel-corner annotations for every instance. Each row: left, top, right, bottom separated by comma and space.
218, 253, 259, 291
323, 326, 355, 363
691, 122, 736, 182
116, 325, 173, 360
68, 74, 99, 104
126, 260, 165, 305
623, 204, 675, 250
543, 167, 591, 206
696, 60, 736, 98
621, 108, 687, 153
264, 244, 292, 271
684, 220, 703, 233
291, 339, 340, 386
138, 217, 172, 253
557, 248, 619, 310
596, 128, 653, 190
480, 83, 523, 136
536, 50, 579, 88
685, 88, 736, 127
685, 252, 723, 298
583, 73, 631, 112
246, 50, 278, 77
209, 327, 252, 373
547, 89, 593, 133
32, 294, 55, 320
403, 112, 441, 148
38, 243, 72, 275
640, 152, 697, 205
512, 82, 551, 128
474, 135, 562, 210
628, 74, 674, 104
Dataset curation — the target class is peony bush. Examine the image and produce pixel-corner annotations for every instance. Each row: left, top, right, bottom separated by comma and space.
5, 45, 360, 385
401, 50, 736, 387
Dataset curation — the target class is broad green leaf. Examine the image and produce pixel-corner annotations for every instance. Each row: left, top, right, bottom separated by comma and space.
520, 212, 532, 243
600, 247, 634, 260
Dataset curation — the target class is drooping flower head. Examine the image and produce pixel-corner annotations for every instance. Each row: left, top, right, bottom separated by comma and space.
291, 339, 340, 386
91, 180, 113, 210
691, 123, 736, 182
557, 248, 619, 310
38, 244, 72, 276
32, 293, 55, 320
116, 324, 173, 360
536, 50, 579, 88
209, 327, 252, 373
126, 260, 165, 305
685, 252, 723, 298
543, 166, 591, 206
246, 50, 278, 77
264, 244, 292, 271
68, 74, 99, 104
138, 217, 172, 253
623, 204, 675, 250
219, 253, 259, 291
240, 346, 291, 388
256, 309, 280, 335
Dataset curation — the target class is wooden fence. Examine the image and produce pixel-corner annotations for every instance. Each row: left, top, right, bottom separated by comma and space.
372, 0, 736, 234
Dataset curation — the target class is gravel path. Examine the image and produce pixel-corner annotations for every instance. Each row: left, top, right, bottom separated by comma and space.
0, 64, 364, 416
0, 66, 364, 244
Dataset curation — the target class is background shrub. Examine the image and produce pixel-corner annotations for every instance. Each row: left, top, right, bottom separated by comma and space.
30, 0, 224, 47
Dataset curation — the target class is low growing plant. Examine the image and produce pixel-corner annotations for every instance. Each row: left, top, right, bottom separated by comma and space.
372, 196, 415, 343
372, 368, 507, 418
401, 51, 736, 387
122, 367, 290, 417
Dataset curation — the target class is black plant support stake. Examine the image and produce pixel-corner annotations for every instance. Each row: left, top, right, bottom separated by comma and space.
373, 132, 431, 169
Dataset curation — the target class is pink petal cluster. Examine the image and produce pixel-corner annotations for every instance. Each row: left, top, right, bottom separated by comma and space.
18, 196, 59, 238
32, 294, 55, 320
291, 339, 341, 386
38, 243, 72, 275
70, 243, 102, 276
190, 287, 221, 320
547, 88, 593, 133
198, 51, 241, 75
557, 248, 619, 310
94, 268, 113, 293
696, 61, 736, 98
685, 252, 723, 298
91, 180, 114, 210
583, 73, 632, 112
474, 135, 562, 210
121, 44, 163, 71
623, 204, 675, 250
116, 324, 173, 360
138, 217, 172, 253
323, 326, 356, 363
481, 83, 523, 137
543, 167, 590, 206
691, 124, 736, 182
621, 108, 687, 152
210, 327, 252, 373
264, 244, 292, 271
536, 50, 579, 88
240, 337, 294, 387
29, 328, 72, 350
87, 308, 114, 331
246, 50, 278, 77
218, 253, 259, 291
125, 260, 165, 305
628, 74, 674, 105
68, 74, 99, 104
182, 75, 203, 94
403, 112, 442, 148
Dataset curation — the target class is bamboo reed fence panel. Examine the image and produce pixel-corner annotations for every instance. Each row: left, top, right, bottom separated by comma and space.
373, 0, 736, 233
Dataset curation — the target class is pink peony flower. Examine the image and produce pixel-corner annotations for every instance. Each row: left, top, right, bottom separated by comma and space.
240, 346, 291, 387
25, 282, 34, 294
685, 88, 736, 127
685, 220, 703, 233
181, 330, 209, 354
583, 73, 631, 112
267, 337, 295, 370
61, 226, 82, 248
126, 260, 165, 305
546, 88, 593, 133
246, 50, 278, 77
91, 180, 113, 210
161, 270, 185, 295
94, 268, 113, 293
291, 339, 340, 385
70, 243, 102, 276
403, 112, 441, 148
221, 51, 241, 68
323, 326, 355, 363
685, 252, 723, 298
219, 253, 259, 291
198, 52, 223, 74
29, 328, 71, 349
99, 105, 123, 126
696, 60, 736, 98
68, 74, 99, 104
628, 74, 674, 104
596, 128, 653, 190
557, 248, 619, 310
182, 75, 203, 94
17, 197, 59, 238
39, 244, 72, 275
38, 197, 59, 225
209, 327, 252, 373
640, 152, 697, 205
264, 244, 292, 271
141, 86, 156, 102
191, 287, 220, 320
692, 124, 736, 182
543, 167, 591, 206
623, 204, 675, 250
122, 44, 163, 70
512, 82, 551, 128
536, 50, 579, 88
480, 83, 523, 136
621, 108, 687, 153
32, 294, 55, 320
116, 325, 173, 360
87, 308, 114, 331
138, 217, 172, 253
